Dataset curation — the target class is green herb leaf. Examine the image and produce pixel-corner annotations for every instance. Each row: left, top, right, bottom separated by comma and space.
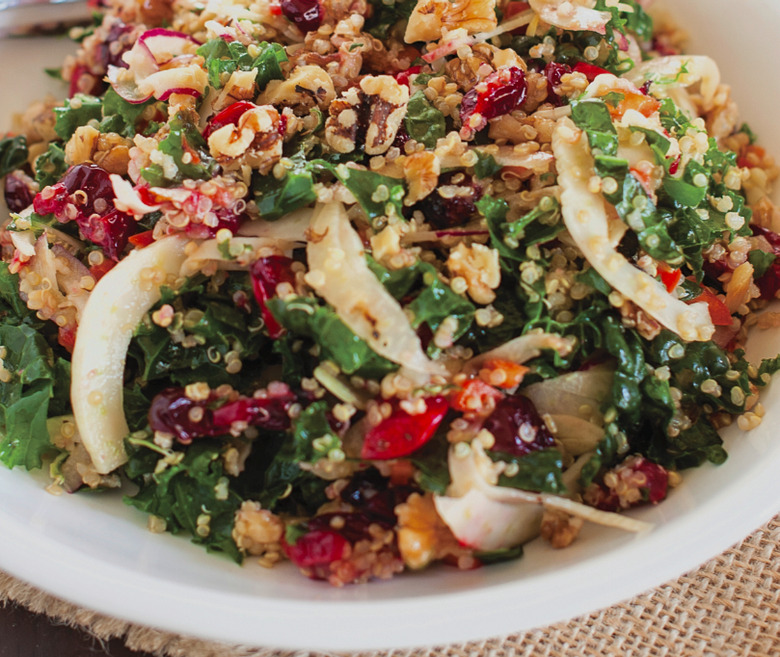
141, 112, 216, 186
124, 439, 244, 561
0, 135, 29, 178
197, 38, 286, 89
267, 296, 398, 377
489, 448, 566, 494
34, 143, 67, 188
54, 94, 103, 141
404, 91, 446, 149
0, 323, 66, 470
100, 87, 159, 138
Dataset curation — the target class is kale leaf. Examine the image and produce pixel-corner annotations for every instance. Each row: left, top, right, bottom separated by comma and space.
0, 135, 29, 178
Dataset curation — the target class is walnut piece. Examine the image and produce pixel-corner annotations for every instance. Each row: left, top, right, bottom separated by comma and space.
65, 126, 132, 175
447, 242, 501, 304
325, 77, 409, 155
540, 509, 583, 549
259, 65, 336, 112
403, 151, 441, 205
207, 105, 283, 174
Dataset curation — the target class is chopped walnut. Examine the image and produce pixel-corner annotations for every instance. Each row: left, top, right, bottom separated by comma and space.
403, 151, 441, 205
212, 69, 258, 112
325, 86, 362, 153
361, 75, 409, 155
258, 65, 336, 112
207, 105, 282, 174
540, 509, 583, 549
325, 77, 409, 155
404, 0, 497, 44
619, 299, 662, 341
447, 242, 501, 304
65, 126, 132, 175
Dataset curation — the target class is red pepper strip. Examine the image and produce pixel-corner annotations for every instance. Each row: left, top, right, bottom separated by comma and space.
694, 287, 733, 326
128, 230, 156, 248
202, 100, 256, 138
572, 62, 610, 81
361, 396, 449, 460
395, 65, 422, 88
659, 267, 682, 293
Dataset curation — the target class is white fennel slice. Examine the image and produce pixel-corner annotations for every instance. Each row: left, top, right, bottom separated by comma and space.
306, 202, 446, 378
623, 55, 721, 106
552, 117, 714, 342
70, 236, 189, 474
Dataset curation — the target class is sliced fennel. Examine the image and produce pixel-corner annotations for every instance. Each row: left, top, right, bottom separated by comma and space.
70, 236, 189, 474
552, 117, 714, 342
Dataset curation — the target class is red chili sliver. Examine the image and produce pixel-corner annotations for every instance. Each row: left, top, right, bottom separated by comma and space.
202, 101, 256, 138
572, 61, 610, 81
659, 267, 682, 293
694, 287, 733, 326
361, 396, 449, 460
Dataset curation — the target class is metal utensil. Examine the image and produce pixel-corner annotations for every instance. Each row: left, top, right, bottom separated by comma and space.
0, 0, 90, 37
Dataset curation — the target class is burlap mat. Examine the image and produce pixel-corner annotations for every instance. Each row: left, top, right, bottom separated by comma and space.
1, 514, 778, 656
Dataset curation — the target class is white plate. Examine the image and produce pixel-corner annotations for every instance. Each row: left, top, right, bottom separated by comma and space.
1, 1, 780, 651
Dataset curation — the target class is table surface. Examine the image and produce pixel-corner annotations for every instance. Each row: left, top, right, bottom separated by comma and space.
0, 601, 152, 657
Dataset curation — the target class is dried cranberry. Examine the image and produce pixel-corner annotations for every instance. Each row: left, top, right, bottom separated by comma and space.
361, 396, 449, 460
4, 173, 35, 213
460, 67, 527, 135
148, 388, 214, 443
751, 225, 780, 299
148, 386, 295, 443
280, 0, 322, 33
97, 21, 135, 70
250, 256, 296, 339
482, 395, 555, 457
414, 171, 482, 229
282, 511, 398, 582
32, 164, 135, 260
211, 395, 293, 433
586, 455, 669, 511
68, 64, 103, 98
544, 61, 571, 106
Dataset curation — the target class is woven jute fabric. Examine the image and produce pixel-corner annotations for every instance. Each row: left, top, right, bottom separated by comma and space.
1, 515, 778, 657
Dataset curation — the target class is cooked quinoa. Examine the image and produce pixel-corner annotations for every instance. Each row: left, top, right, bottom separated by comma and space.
1, 0, 779, 586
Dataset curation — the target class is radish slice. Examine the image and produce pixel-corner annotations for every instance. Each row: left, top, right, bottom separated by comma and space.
70, 236, 189, 474
552, 117, 714, 342
106, 65, 153, 104
138, 28, 201, 65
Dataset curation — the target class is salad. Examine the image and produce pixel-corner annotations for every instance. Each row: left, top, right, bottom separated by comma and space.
1, 0, 779, 587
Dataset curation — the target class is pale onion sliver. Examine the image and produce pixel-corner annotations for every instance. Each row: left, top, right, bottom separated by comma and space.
528, 0, 611, 34
552, 117, 714, 342
463, 331, 573, 373
306, 202, 446, 378
71, 236, 189, 474
623, 55, 721, 107
237, 208, 313, 242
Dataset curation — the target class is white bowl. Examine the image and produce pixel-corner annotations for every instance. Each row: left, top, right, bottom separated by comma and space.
1, 1, 779, 650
